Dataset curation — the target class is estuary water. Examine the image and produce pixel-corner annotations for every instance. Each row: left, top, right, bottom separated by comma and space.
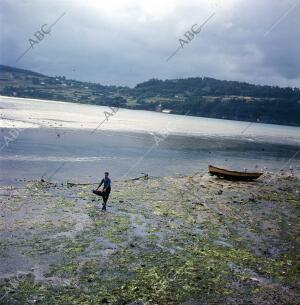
0, 96, 299, 184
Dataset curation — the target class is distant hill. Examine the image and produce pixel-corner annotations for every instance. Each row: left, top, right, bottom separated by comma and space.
1, 65, 300, 126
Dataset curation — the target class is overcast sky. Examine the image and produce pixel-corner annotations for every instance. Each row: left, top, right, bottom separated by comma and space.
1, 0, 299, 87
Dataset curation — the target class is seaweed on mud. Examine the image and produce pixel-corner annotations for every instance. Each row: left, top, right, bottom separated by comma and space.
1, 174, 299, 305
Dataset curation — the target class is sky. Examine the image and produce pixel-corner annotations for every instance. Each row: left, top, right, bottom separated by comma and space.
1, 0, 300, 88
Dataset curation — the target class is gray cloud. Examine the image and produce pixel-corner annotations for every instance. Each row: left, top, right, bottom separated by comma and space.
0, 0, 299, 87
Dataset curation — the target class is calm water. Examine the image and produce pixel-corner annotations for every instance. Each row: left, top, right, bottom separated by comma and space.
0, 96, 299, 184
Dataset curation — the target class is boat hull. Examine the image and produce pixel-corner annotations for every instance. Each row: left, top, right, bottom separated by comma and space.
208, 165, 263, 181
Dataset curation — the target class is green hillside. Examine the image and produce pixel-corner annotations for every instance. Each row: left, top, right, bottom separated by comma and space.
1, 65, 299, 126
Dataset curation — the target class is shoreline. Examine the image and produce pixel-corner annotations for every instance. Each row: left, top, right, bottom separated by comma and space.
0, 171, 299, 304
1, 94, 300, 128
2, 95, 300, 134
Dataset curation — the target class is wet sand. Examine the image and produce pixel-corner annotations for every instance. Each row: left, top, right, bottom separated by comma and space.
0, 172, 299, 305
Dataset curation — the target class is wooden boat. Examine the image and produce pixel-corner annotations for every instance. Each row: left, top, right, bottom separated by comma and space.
208, 165, 263, 181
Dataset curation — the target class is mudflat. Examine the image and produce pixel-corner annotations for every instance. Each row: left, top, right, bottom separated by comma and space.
0, 172, 299, 305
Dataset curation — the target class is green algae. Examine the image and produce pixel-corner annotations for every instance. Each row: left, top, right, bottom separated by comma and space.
103, 215, 131, 243
1, 174, 300, 305
53, 197, 76, 208
8, 242, 296, 305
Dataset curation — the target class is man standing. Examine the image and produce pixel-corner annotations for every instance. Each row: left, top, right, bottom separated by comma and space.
95, 172, 111, 211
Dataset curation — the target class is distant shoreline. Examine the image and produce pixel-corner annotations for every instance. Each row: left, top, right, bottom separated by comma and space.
1, 64, 300, 127
2, 95, 300, 130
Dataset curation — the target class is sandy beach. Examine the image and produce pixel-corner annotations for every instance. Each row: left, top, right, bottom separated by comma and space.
0, 171, 299, 304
